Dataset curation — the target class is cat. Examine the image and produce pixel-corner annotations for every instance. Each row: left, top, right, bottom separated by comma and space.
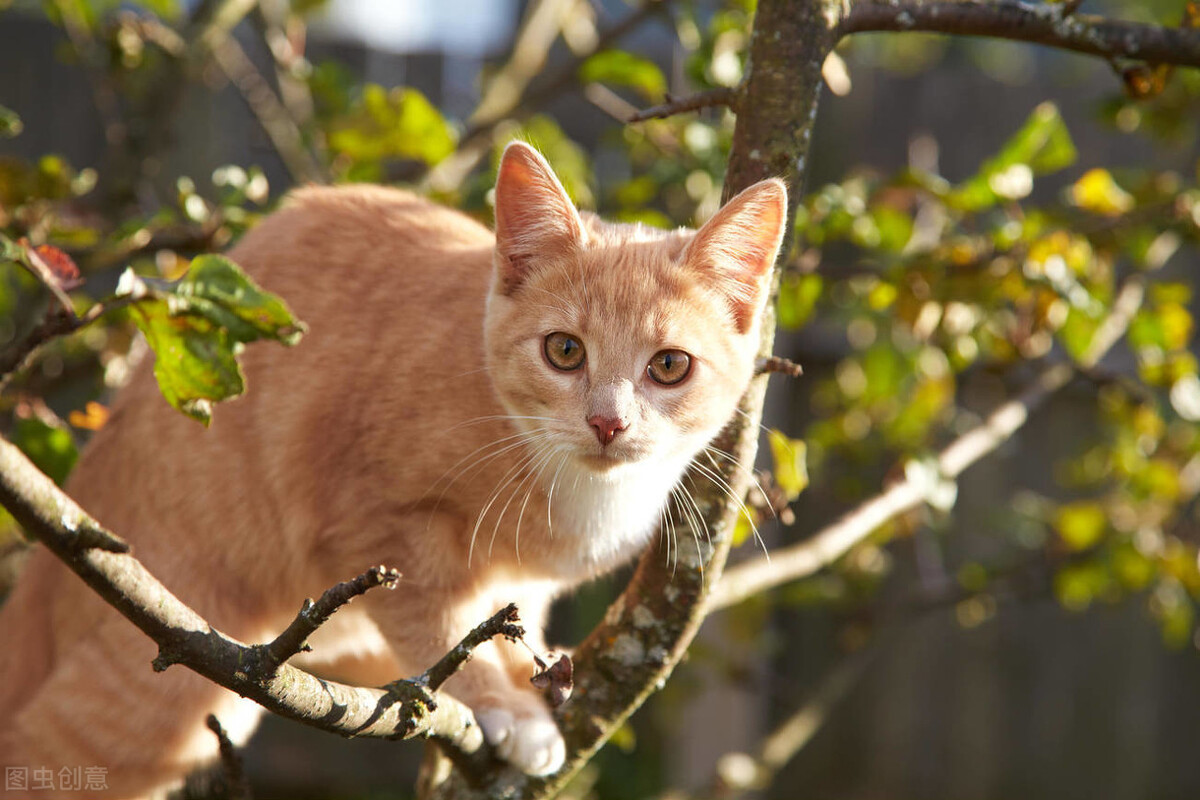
0, 141, 785, 798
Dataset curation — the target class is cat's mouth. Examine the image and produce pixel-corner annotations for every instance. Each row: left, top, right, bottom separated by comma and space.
577, 444, 647, 473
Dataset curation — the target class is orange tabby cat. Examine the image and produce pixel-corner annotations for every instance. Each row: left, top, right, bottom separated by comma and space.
0, 142, 785, 798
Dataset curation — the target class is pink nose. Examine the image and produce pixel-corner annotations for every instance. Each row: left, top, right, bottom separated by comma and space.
588, 415, 627, 446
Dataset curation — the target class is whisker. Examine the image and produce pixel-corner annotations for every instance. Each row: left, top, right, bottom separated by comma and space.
469, 446, 544, 567
490, 442, 559, 563
670, 483, 707, 578
428, 430, 555, 514
545, 451, 570, 540
514, 445, 563, 564
704, 445, 777, 522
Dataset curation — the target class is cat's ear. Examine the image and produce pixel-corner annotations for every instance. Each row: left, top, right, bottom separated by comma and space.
493, 142, 585, 291
683, 179, 787, 333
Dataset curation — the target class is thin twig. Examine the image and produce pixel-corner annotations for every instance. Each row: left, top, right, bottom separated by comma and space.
839, 1, 1200, 68
711, 276, 1146, 612
207, 31, 327, 184
205, 715, 252, 800
421, 603, 525, 692
21, 247, 77, 314
260, 565, 402, 675
421, 0, 667, 192
755, 355, 804, 377
0, 298, 132, 392
627, 86, 739, 122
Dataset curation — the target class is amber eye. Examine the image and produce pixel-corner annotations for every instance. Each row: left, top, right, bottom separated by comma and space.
647, 349, 691, 385
544, 332, 586, 371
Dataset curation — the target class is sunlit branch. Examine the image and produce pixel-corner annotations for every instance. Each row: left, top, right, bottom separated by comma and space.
627, 86, 739, 122
840, 1, 1200, 68
0, 437, 491, 755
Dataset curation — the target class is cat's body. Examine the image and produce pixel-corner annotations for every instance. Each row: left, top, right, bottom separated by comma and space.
0, 144, 785, 799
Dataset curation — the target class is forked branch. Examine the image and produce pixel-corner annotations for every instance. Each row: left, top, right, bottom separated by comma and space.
260, 565, 402, 675
0, 436, 521, 757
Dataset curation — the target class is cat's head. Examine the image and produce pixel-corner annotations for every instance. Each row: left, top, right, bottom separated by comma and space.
484, 142, 786, 476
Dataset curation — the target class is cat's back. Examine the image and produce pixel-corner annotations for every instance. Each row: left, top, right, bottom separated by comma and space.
238, 184, 494, 306
61, 185, 503, 598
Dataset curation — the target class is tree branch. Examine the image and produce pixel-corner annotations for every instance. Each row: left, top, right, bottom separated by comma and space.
260, 565, 402, 675
421, 0, 667, 193
0, 436, 498, 755
421, 604, 525, 692
755, 355, 804, 378
205, 715, 252, 800
711, 275, 1146, 612
206, 28, 328, 184
839, 1, 1200, 68
627, 86, 739, 122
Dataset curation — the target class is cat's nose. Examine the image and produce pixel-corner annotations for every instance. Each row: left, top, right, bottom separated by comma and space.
588, 415, 627, 446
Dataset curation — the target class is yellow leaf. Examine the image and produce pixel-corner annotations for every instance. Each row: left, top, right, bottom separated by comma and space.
731, 508, 756, 548
67, 401, 109, 431
1070, 168, 1134, 217
1055, 501, 1107, 551
768, 429, 808, 500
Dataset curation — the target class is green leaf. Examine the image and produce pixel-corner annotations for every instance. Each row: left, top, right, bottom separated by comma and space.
126, 255, 306, 425
579, 50, 667, 101
777, 274, 822, 329
11, 417, 77, 486
0, 105, 21, 139
767, 429, 808, 500
328, 85, 457, 167
950, 102, 1076, 211
1055, 501, 1107, 551
131, 302, 242, 425
171, 255, 306, 346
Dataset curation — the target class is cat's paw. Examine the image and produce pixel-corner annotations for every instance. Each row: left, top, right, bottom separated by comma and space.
475, 706, 566, 776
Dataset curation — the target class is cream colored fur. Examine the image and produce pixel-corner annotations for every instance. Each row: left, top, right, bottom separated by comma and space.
0, 142, 785, 798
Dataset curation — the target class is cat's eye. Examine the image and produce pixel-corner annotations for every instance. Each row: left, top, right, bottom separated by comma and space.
544, 332, 586, 371
647, 350, 691, 385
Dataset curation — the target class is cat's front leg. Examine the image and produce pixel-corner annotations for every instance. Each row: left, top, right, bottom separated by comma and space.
468, 583, 566, 776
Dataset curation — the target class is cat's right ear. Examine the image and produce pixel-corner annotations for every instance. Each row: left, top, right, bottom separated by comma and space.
493, 142, 585, 291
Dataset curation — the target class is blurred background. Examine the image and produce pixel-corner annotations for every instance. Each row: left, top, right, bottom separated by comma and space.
2, 0, 1200, 798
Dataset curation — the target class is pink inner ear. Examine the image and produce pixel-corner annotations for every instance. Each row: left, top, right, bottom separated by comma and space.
685, 179, 788, 332
493, 144, 584, 290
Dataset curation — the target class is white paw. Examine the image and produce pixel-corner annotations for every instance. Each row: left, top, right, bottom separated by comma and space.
475, 706, 566, 776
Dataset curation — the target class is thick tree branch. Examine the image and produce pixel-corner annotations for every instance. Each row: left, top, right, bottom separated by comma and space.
0, 436, 503, 756
840, 1, 1200, 68
711, 275, 1146, 612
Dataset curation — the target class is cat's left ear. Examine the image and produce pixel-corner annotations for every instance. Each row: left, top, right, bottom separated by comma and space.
683, 179, 787, 333
493, 142, 585, 292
